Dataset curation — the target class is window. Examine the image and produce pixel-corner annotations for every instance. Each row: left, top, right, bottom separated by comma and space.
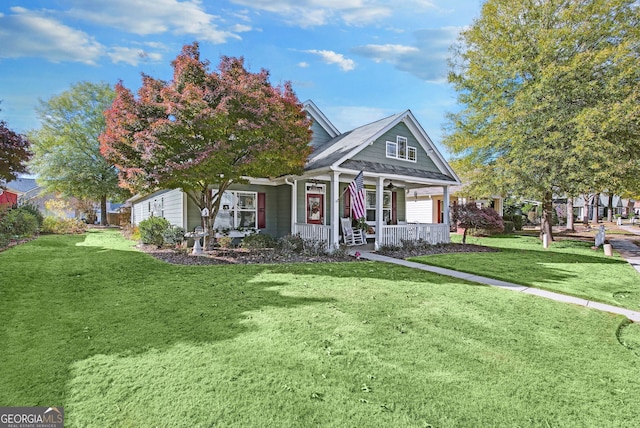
386, 141, 397, 158
365, 190, 392, 223
386, 136, 417, 162
213, 190, 258, 230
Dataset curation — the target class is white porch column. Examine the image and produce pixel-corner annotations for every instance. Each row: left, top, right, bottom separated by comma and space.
442, 186, 450, 242
331, 171, 340, 249
290, 179, 297, 234
443, 185, 450, 226
375, 176, 384, 250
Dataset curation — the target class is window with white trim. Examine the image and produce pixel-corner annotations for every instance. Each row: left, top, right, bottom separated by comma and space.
386, 136, 417, 162
212, 190, 257, 230
365, 189, 392, 223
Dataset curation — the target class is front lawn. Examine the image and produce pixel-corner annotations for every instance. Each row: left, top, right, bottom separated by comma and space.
1, 230, 639, 427
411, 234, 640, 310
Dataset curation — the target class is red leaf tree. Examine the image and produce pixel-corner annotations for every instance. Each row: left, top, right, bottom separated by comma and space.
0, 119, 32, 184
451, 202, 504, 244
100, 43, 312, 243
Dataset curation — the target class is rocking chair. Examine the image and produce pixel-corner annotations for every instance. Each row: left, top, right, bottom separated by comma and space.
340, 217, 365, 246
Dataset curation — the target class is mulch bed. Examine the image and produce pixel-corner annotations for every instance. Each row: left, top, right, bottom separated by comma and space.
140, 242, 497, 265
140, 245, 354, 265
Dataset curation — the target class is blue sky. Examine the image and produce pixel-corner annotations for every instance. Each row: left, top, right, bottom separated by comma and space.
0, 0, 482, 156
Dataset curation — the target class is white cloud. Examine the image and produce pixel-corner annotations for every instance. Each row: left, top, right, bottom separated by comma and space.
298, 62, 310, 68
303, 50, 355, 71
352, 27, 461, 83
0, 7, 104, 64
230, 0, 401, 27
352, 44, 420, 63
65, 0, 243, 44
108, 47, 163, 66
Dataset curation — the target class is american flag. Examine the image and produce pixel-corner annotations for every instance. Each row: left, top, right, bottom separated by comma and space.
348, 171, 366, 220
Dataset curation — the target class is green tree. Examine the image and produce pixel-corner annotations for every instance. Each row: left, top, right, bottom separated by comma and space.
100, 43, 312, 246
446, 0, 640, 240
29, 82, 128, 225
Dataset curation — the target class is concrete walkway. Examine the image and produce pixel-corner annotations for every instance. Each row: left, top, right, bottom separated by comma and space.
356, 250, 640, 323
610, 225, 640, 274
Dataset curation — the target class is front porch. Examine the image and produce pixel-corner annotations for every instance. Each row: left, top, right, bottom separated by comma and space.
288, 167, 455, 251
294, 222, 450, 249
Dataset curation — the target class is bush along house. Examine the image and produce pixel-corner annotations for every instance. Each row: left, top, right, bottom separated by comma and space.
128, 100, 461, 249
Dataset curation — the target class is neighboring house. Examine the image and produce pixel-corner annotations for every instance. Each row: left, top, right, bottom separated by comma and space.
129, 100, 461, 249
571, 194, 625, 221
1, 177, 79, 218
406, 184, 504, 224
0, 188, 18, 206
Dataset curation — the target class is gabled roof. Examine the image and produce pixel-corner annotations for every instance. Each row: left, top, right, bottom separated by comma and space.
5, 178, 39, 194
306, 112, 405, 170
305, 108, 459, 184
303, 100, 340, 139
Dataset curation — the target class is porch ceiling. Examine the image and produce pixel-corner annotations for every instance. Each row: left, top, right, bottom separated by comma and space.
339, 160, 456, 183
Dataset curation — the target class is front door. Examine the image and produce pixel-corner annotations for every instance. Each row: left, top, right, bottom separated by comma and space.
307, 193, 324, 224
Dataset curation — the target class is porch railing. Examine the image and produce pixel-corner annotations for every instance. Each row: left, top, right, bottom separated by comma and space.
379, 223, 450, 247
294, 223, 331, 248
293, 222, 449, 249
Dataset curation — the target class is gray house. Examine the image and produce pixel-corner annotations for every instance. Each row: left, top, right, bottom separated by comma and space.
129, 100, 461, 249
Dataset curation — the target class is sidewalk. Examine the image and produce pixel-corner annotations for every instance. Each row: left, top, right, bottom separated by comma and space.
356, 251, 640, 323
610, 225, 640, 274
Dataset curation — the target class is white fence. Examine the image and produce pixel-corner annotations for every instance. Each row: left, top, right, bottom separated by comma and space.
379, 223, 450, 247
294, 223, 331, 247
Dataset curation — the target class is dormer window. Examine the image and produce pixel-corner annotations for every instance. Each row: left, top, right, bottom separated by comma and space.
386, 136, 416, 162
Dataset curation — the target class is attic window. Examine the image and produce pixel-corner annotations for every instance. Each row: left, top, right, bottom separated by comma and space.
386, 136, 417, 162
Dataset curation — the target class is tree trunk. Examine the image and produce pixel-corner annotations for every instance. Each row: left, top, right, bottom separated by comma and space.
583, 195, 591, 225
462, 227, 468, 244
540, 192, 554, 241
566, 197, 574, 231
607, 194, 613, 222
100, 195, 108, 226
592, 194, 599, 223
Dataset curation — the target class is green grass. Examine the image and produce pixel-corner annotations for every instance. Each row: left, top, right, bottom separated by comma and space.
411, 234, 640, 310
1, 230, 640, 427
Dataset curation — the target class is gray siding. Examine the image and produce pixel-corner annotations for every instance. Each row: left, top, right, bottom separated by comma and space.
351, 122, 439, 172
186, 196, 202, 231
213, 184, 291, 238
396, 191, 406, 222
309, 119, 333, 149
161, 189, 184, 227
276, 184, 292, 237
296, 179, 336, 226
131, 189, 185, 227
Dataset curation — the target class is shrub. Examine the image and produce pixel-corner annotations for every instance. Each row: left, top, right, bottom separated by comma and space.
502, 214, 523, 231
275, 234, 305, 254
241, 233, 276, 249
162, 225, 185, 247
0, 233, 9, 248
0, 208, 39, 238
121, 224, 140, 241
138, 216, 171, 247
18, 202, 44, 227
41, 217, 87, 234
301, 238, 328, 256
216, 236, 233, 249
502, 221, 515, 234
